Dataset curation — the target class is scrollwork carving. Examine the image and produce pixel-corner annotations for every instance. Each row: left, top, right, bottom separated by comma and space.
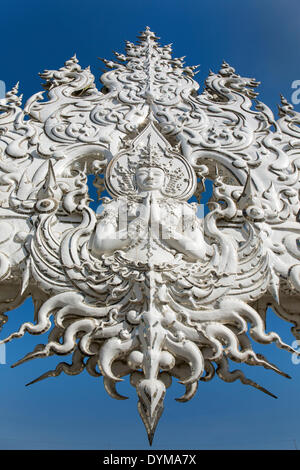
0, 28, 300, 445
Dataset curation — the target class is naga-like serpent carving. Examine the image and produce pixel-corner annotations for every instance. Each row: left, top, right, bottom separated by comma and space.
0, 28, 300, 444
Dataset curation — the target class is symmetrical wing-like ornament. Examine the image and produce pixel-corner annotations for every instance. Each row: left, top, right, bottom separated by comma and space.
1, 27, 300, 444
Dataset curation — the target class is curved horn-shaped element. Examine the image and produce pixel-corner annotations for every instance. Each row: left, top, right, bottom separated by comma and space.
172, 363, 198, 402
165, 336, 204, 384
103, 360, 132, 400
98, 335, 138, 381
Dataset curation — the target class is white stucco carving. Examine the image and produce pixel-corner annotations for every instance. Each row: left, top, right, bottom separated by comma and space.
0, 27, 300, 444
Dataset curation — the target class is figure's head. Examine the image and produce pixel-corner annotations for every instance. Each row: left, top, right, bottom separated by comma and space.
105, 142, 197, 201
135, 166, 165, 192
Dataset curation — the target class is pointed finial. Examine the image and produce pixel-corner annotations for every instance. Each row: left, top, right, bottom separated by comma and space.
219, 61, 235, 76
45, 160, 57, 188
2, 82, 22, 107
144, 26, 156, 36
138, 27, 159, 42
36, 161, 60, 202
237, 170, 265, 222
63, 54, 80, 71
6, 82, 19, 97
12, 82, 19, 94
137, 379, 166, 445
278, 94, 294, 117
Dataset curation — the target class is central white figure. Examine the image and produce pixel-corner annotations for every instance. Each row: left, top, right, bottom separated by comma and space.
90, 163, 209, 263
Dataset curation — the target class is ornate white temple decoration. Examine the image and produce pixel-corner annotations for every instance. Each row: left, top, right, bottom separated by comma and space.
1, 27, 300, 444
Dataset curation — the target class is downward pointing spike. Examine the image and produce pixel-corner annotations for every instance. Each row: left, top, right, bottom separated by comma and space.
137, 379, 166, 445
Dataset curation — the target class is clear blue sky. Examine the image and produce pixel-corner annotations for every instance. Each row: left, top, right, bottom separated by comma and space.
0, 0, 300, 450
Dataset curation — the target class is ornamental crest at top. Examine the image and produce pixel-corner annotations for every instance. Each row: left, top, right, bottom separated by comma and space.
1, 28, 300, 445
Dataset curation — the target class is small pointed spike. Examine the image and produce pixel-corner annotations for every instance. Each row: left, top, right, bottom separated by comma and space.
26, 377, 42, 386
12, 82, 19, 93
25, 365, 62, 386
47, 160, 57, 184
281, 94, 291, 105
262, 388, 277, 399
20, 258, 30, 296
148, 432, 154, 446
35, 160, 60, 203
242, 171, 258, 197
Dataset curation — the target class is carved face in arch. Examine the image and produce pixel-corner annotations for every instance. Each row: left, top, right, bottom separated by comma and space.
135, 166, 165, 192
